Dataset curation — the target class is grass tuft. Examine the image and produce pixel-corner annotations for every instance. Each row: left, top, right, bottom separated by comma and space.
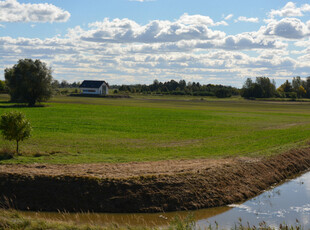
0, 147, 14, 161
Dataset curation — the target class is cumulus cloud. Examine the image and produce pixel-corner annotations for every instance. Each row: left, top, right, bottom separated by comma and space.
2, 10, 310, 86
269, 2, 310, 18
219, 33, 285, 50
262, 18, 310, 39
234, 16, 259, 23
78, 14, 227, 44
0, 0, 70, 23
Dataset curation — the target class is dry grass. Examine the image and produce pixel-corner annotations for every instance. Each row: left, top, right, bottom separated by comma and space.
0, 146, 14, 161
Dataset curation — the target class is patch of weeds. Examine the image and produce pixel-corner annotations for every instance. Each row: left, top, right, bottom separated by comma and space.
49, 151, 61, 155
32, 152, 50, 158
168, 213, 195, 230
0, 147, 14, 161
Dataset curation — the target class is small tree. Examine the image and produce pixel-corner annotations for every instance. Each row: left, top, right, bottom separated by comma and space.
5, 59, 53, 107
0, 111, 32, 154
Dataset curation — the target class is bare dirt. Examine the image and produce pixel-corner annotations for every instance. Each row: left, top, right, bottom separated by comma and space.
1, 148, 310, 213
0, 158, 239, 179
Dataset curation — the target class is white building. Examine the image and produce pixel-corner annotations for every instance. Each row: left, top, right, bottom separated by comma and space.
79, 80, 109, 95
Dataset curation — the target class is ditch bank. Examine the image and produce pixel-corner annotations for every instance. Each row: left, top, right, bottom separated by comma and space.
1, 148, 310, 213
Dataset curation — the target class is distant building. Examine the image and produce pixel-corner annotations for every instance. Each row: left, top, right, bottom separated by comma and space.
79, 80, 109, 95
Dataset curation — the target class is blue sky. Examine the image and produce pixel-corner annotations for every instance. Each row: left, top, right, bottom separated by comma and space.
1, 0, 310, 87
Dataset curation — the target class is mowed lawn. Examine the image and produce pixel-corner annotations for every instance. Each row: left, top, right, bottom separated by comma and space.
0, 94, 310, 164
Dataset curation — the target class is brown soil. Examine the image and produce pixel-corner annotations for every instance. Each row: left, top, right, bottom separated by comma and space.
1, 148, 310, 213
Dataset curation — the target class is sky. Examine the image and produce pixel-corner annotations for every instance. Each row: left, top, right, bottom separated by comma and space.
0, 0, 310, 87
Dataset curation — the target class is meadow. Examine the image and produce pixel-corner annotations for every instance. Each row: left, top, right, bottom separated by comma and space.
0, 94, 310, 164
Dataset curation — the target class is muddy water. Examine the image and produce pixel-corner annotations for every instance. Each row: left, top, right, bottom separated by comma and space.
21, 171, 310, 228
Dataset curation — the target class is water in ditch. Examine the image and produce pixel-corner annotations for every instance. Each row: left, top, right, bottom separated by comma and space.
21, 170, 310, 228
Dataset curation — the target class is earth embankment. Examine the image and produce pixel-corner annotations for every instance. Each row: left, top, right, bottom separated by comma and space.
1, 148, 310, 213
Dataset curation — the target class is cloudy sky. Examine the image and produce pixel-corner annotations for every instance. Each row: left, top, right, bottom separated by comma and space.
1, 0, 310, 87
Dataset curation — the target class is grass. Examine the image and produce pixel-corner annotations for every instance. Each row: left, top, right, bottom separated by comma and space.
0, 209, 133, 230
0, 209, 304, 230
0, 94, 310, 164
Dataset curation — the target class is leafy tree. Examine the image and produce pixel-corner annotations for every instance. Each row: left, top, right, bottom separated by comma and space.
215, 87, 232, 98
292, 76, 302, 91
241, 77, 276, 98
306, 77, 310, 98
0, 111, 32, 154
243, 78, 253, 89
278, 80, 293, 93
297, 85, 307, 98
256, 77, 276, 98
5, 59, 53, 107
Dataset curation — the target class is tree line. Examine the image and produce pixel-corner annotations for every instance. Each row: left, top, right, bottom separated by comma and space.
241, 76, 310, 99
2, 59, 310, 103
113, 79, 240, 98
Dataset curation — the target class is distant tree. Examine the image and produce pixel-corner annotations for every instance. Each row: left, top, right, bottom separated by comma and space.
51, 79, 60, 88
71, 81, 81, 88
242, 77, 277, 98
241, 78, 265, 98
297, 85, 307, 98
243, 78, 253, 89
214, 88, 232, 98
0, 80, 7, 93
306, 77, 310, 98
279, 80, 293, 93
5, 59, 53, 106
179, 80, 186, 90
255, 77, 276, 98
0, 111, 32, 154
60, 80, 70, 88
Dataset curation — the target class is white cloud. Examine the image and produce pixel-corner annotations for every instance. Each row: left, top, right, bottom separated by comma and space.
0, 0, 70, 23
129, 0, 155, 1
302, 4, 310, 13
224, 14, 233, 20
0, 23, 4, 28
269, 2, 310, 18
78, 14, 226, 44
0, 32, 291, 86
262, 18, 310, 39
179, 13, 228, 26
234, 16, 259, 23
2, 10, 309, 86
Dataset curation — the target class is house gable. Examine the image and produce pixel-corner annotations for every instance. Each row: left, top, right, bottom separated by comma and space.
79, 80, 109, 95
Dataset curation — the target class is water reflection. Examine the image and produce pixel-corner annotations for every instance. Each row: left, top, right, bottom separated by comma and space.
21, 171, 310, 228
21, 206, 231, 227
202, 171, 310, 229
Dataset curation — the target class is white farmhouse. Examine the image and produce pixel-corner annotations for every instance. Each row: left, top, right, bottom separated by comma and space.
79, 80, 109, 95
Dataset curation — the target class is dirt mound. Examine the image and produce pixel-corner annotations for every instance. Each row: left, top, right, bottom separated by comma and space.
1, 148, 310, 213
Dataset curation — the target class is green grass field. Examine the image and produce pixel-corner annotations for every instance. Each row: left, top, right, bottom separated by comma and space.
0, 94, 310, 164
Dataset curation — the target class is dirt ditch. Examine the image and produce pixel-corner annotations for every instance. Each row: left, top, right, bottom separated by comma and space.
1, 148, 310, 213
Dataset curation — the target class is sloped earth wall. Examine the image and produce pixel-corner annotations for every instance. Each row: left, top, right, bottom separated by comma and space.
1, 148, 310, 213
